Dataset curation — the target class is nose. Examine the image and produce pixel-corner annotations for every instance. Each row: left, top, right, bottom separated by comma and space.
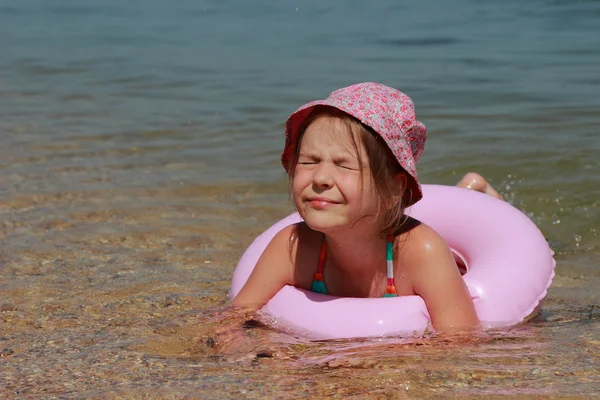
313, 162, 334, 190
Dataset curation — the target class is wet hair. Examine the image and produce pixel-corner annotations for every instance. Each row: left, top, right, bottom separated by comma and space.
286, 106, 417, 237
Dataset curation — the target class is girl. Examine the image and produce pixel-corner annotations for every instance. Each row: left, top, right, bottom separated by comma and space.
233, 82, 501, 333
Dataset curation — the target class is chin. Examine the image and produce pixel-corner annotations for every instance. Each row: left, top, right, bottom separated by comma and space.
301, 214, 349, 234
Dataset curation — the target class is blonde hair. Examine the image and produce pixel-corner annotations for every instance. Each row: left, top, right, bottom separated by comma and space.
286, 106, 417, 237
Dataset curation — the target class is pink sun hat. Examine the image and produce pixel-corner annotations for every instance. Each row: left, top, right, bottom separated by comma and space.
281, 82, 427, 206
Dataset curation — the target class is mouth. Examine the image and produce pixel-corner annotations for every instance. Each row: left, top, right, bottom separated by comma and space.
307, 197, 340, 208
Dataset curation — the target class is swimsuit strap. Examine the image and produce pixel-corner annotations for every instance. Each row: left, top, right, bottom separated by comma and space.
383, 235, 398, 297
310, 237, 328, 294
311, 236, 398, 297
316, 236, 327, 274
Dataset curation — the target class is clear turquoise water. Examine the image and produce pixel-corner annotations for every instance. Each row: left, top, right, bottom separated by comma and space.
1, 0, 598, 397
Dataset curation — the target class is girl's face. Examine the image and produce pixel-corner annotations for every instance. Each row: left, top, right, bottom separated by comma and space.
292, 116, 381, 235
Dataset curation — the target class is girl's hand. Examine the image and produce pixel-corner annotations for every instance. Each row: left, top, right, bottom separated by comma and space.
199, 305, 275, 356
204, 325, 263, 355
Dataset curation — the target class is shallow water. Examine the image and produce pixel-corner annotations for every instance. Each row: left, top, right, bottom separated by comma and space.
1, 0, 599, 398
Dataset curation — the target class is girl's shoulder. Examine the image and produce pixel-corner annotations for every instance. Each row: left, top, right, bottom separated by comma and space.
394, 218, 454, 270
269, 221, 322, 289
270, 221, 322, 252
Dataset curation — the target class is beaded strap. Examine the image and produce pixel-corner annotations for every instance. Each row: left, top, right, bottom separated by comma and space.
311, 238, 328, 294
383, 236, 398, 297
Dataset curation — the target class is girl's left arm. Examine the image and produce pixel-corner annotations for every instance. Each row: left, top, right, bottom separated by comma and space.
405, 225, 479, 332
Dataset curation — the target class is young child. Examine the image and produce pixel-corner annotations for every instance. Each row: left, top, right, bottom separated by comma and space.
233, 82, 501, 332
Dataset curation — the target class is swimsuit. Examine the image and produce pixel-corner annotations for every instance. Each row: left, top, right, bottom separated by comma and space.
311, 236, 398, 297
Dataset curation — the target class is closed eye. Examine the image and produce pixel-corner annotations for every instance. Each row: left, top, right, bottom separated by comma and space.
335, 160, 359, 170
332, 156, 359, 171
298, 153, 320, 165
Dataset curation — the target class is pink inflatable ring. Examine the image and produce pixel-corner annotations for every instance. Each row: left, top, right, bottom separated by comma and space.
229, 185, 555, 339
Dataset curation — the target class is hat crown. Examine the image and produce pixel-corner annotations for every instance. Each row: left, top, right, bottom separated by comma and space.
325, 82, 425, 162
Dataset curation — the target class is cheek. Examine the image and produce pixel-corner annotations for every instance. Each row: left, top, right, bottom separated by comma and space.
354, 175, 378, 204
291, 170, 309, 194
337, 174, 355, 188
336, 173, 363, 197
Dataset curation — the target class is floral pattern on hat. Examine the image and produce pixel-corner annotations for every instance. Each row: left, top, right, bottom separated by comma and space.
282, 82, 427, 206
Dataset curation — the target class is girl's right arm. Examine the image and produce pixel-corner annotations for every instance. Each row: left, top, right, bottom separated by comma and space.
233, 224, 296, 308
